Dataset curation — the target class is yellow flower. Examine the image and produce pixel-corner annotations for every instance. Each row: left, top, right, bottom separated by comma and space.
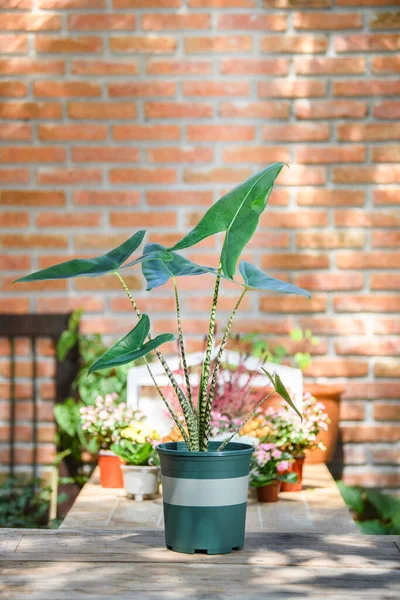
121, 421, 160, 443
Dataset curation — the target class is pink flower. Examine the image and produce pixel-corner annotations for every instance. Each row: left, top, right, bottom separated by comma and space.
277, 460, 290, 473
272, 448, 282, 459
262, 443, 276, 451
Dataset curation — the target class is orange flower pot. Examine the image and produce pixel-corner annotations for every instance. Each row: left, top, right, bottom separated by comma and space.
256, 480, 281, 503
304, 384, 344, 464
280, 456, 305, 492
98, 450, 123, 488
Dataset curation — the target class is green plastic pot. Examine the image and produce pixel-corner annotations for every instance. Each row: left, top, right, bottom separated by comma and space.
156, 441, 253, 555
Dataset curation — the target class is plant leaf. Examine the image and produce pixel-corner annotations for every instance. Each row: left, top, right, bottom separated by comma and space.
56, 330, 78, 361
14, 230, 146, 283
88, 315, 175, 373
357, 519, 392, 535
366, 489, 400, 521
239, 262, 311, 298
141, 243, 221, 290
261, 368, 302, 420
336, 481, 365, 515
170, 163, 285, 278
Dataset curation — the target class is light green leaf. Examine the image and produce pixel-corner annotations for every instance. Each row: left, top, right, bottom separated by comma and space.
239, 262, 311, 298
290, 328, 304, 342
56, 330, 78, 361
54, 398, 81, 438
337, 481, 365, 515
88, 314, 175, 373
170, 163, 285, 278
14, 230, 146, 283
261, 368, 302, 420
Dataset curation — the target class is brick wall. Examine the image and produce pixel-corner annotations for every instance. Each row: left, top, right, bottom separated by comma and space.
0, 0, 399, 486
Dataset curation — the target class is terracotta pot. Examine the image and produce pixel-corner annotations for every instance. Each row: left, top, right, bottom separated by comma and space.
304, 384, 344, 464
98, 450, 123, 488
280, 456, 305, 492
256, 480, 281, 503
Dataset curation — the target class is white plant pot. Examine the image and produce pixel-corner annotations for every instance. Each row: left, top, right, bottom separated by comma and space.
121, 465, 160, 501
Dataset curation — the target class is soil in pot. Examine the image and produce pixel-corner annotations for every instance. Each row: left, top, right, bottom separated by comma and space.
98, 450, 123, 488
157, 441, 253, 555
280, 456, 305, 492
256, 480, 281, 503
122, 465, 160, 501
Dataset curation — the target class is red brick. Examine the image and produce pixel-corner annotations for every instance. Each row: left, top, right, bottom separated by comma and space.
72, 147, 139, 163
374, 403, 400, 421
264, 0, 331, 5
185, 36, 252, 53
248, 232, 290, 249
334, 80, 400, 96
0, 81, 27, 97
183, 167, 251, 184
1, 0, 32, 7
146, 59, 211, 75
187, 124, 254, 141
299, 316, 365, 335
0, 254, 31, 271
40, 0, 106, 6
220, 101, 289, 119
110, 212, 177, 228
340, 402, 366, 422
372, 231, 400, 248
0, 190, 65, 206
0, 124, 32, 141
297, 145, 365, 164
110, 168, 177, 185
338, 123, 400, 142
113, 124, 180, 141
34, 80, 100, 97
0, 298, 30, 313
344, 471, 400, 489
298, 231, 365, 249
220, 58, 289, 76
336, 337, 400, 356
304, 359, 368, 378
342, 426, 400, 444
345, 383, 400, 400
68, 14, 135, 30
68, 102, 136, 119
335, 34, 400, 52
297, 189, 365, 206
374, 101, 400, 120
0, 58, 64, 75
370, 12, 400, 29
261, 35, 328, 53
1, 234, 68, 249
334, 165, 400, 184
374, 319, 400, 335
114, 0, 181, 5
188, 0, 255, 5
218, 14, 287, 30
372, 56, 400, 74
38, 124, 107, 142
3, 274, 67, 293
36, 296, 105, 313
36, 213, 101, 228
109, 81, 175, 97
75, 272, 141, 289
371, 274, 400, 290
277, 165, 326, 186
337, 252, 400, 269
223, 146, 290, 163
260, 295, 326, 313
263, 123, 329, 142
373, 190, 400, 205
261, 253, 329, 270
371, 448, 400, 465
0, 212, 29, 228
183, 81, 250, 97
0, 147, 66, 163
145, 102, 212, 119
71, 59, 138, 75
295, 272, 363, 291
147, 147, 213, 163
73, 191, 140, 206
36, 35, 102, 53
0, 169, 29, 184
337, 0, 399, 4
38, 167, 103, 184
110, 36, 177, 53
296, 56, 365, 75
374, 360, 400, 378
294, 12, 362, 30
259, 79, 325, 98
0, 101, 62, 119
335, 295, 400, 313
261, 211, 328, 228
295, 100, 367, 120
147, 190, 213, 206
0, 13, 61, 31
371, 145, 400, 162
335, 210, 400, 227
142, 13, 210, 30
0, 34, 28, 53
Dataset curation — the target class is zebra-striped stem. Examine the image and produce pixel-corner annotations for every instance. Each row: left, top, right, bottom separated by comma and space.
172, 277, 195, 416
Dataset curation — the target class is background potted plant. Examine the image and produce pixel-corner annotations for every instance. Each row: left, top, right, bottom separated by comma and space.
80, 394, 140, 488
250, 443, 297, 503
111, 422, 161, 501
16, 162, 309, 554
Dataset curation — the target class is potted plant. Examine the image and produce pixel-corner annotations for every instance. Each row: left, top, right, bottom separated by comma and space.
15, 163, 310, 554
111, 422, 161, 501
79, 394, 140, 488
250, 443, 297, 502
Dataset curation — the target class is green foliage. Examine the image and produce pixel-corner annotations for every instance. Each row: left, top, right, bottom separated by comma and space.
262, 369, 302, 420
111, 439, 158, 466
239, 262, 310, 298
0, 478, 65, 529
337, 481, 365, 514
250, 471, 298, 488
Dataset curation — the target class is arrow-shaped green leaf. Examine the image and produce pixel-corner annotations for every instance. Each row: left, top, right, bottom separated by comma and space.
88, 314, 175, 374
169, 163, 285, 278
239, 262, 311, 298
261, 368, 302, 420
14, 231, 146, 283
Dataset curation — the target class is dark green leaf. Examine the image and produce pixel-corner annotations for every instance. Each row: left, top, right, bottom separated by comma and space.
88, 314, 175, 373
262, 368, 302, 420
367, 489, 400, 521
239, 261, 311, 298
278, 471, 298, 484
357, 519, 392, 535
170, 163, 285, 278
337, 481, 365, 515
14, 230, 146, 283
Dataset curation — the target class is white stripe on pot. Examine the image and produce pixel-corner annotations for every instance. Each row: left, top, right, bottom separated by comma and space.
161, 475, 249, 507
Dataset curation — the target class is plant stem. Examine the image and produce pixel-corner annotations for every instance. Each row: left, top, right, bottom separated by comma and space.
217, 390, 275, 452
173, 276, 194, 415
198, 264, 222, 451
